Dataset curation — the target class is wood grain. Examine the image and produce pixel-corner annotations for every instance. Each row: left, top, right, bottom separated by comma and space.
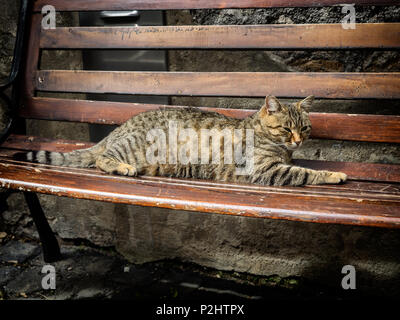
22, 13, 42, 98
293, 159, 400, 184
33, 0, 400, 11
0, 157, 399, 228
20, 97, 400, 143
40, 24, 400, 50
2, 144, 400, 198
35, 70, 400, 99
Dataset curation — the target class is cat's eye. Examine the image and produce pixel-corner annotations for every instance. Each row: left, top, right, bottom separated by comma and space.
283, 127, 292, 133
301, 126, 310, 131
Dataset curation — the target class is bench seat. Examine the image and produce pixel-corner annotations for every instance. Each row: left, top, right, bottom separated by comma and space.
1, 134, 399, 228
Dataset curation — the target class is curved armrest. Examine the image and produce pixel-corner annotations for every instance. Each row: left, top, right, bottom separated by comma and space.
0, 0, 30, 145
0, 0, 30, 91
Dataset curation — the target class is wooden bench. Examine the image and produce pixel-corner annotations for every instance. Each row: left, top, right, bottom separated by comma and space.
0, 0, 399, 262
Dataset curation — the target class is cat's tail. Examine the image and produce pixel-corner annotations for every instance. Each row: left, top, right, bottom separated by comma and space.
14, 143, 105, 168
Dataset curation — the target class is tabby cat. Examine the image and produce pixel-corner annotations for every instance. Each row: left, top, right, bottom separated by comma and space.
23, 96, 347, 186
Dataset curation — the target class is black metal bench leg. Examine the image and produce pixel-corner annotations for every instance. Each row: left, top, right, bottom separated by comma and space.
0, 190, 13, 214
23, 192, 62, 262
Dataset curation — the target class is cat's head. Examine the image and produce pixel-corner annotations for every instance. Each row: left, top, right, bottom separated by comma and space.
258, 95, 314, 150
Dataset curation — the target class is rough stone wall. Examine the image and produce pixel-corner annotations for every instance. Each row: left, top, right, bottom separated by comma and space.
167, 8, 400, 165
1, 1, 399, 297
191, 6, 400, 73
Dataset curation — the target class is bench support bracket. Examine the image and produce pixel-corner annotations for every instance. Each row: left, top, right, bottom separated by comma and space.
23, 192, 62, 262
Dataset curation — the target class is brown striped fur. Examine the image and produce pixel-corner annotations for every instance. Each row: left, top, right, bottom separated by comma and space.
25, 96, 347, 186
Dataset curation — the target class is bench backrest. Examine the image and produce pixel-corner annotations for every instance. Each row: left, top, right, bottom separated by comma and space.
20, 1, 400, 147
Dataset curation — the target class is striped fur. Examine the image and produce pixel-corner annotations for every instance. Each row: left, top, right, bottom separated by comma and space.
26, 144, 104, 168
21, 96, 347, 186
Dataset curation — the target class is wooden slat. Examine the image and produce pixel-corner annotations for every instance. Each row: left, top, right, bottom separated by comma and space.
2, 137, 400, 197
2, 134, 400, 183
40, 24, 400, 50
0, 156, 399, 228
33, 0, 400, 11
20, 97, 400, 143
1, 154, 400, 201
1, 134, 95, 153
308, 113, 400, 143
19, 97, 254, 124
293, 159, 400, 183
35, 70, 400, 99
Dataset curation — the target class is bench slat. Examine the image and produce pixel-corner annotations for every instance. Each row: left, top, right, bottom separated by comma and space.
35, 70, 400, 99
2, 134, 400, 182
33, 0, 399, 11
20, 97, 400, 143
40, 24, 400, 50
1, 154, 399, 200
0, 157, 399, 228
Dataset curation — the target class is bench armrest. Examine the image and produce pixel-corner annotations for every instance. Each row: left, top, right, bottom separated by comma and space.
0, 0, 30, 145
0, 0, 29, 91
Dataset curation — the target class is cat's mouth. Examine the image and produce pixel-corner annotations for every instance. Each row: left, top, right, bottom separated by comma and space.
286, 142, 302, 150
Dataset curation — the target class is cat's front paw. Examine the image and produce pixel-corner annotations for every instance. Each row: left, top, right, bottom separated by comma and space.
116, 163, 137, 176
325, 171, 347, 184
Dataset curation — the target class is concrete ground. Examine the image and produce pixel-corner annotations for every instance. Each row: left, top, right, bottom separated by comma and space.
0, 235, 389, 302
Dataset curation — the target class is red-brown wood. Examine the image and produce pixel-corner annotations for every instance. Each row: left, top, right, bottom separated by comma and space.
1, 134, 95, 153
2, 134, 400, 183
2, 136, 400, 195
35, 70, 400, 99
1, 154, 400, 201
40, 24, 400, 50
33, 0, 400, 11
293, 159, 400, 184
0, 157, 399, 228
308, 113, 400, 143
19, 97, 400, 143
22, 13, 42, 98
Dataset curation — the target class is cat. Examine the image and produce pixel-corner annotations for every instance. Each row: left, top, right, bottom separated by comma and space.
21, 95, 347, 186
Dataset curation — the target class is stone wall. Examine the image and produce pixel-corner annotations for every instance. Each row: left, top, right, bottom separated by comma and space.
1, 1, 399, 297
167, 8, 400, 165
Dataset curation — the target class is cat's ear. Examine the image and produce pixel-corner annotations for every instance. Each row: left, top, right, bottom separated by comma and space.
261, 96, 283, 116
297, 95, 314, 112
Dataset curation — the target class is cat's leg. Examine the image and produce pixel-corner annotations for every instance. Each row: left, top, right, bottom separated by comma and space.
296, 167, 347, 186
96, 154, 137, 176
95, 136, 141, 176
249, 163, 347, 186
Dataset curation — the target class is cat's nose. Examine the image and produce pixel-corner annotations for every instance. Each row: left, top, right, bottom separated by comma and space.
294, 140, 301, 146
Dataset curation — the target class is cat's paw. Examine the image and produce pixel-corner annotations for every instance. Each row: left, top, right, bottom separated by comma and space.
325, 171, 347, 184
116, 163, 137, 177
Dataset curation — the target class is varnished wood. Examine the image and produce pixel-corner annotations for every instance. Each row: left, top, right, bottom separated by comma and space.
293, 159, 400, 184
309, 113, 400, 143
22, 13, 42, 98
2, 143, 400, 201
2, 134, 400, 183
40, 24, 400, 50
1, 134, 95, 153
2, 150, 400, 199
35, 70, 400, 99
33, 0, 400, 11
0, 157, 399, 228
19, 97, 400, 144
